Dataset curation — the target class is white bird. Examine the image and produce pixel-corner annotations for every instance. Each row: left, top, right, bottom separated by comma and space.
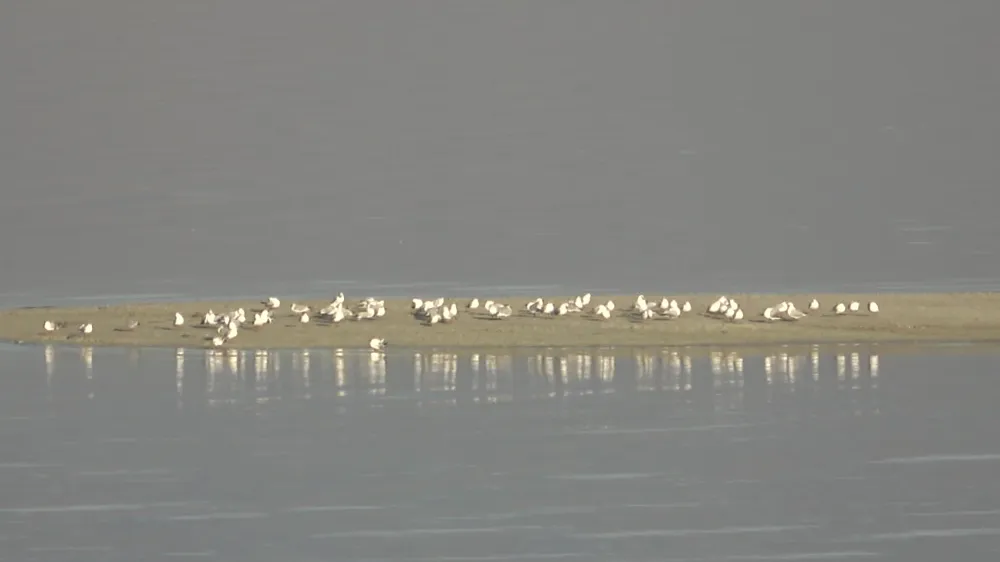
833, 303, 847, 315
581, 293, 592, 306
290, 303, 310, 314
809, 299, 820, 311
433, 297, 445, 308
125, 319, 140, 330
369, 338, 386, 352
202, 310, 217, 325
299, 312, 310, 323
412, 298, 424, 310
595, 304, 611, 319
733, 308, 745, 321
543, 302, 555, 315
468, 298, 480, 310
782, 306, 807, 321
43, 320, 56, 332
442, 306, 454, 322
253, 311, 270, 326
606, 300, 616, 311
173, 312, 184, 327
331, 308, 346, 323
264, 297, 280, 309
449, 303, 458, 317
708, 300, 723, 315
79, 323, 93, 334
868, 301, 879, 313
681, 301, 692, 313
763, 307, 780, 321
849, 301, 861, 312
212, 336, 226, 347
662, 303, 682, 319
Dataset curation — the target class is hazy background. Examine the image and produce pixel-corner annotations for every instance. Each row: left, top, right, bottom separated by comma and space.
3, 1, 999, 305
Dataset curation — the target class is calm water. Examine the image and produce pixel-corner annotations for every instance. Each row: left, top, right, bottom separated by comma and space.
2, 342, 1000, 561
3, 2, 1000, 306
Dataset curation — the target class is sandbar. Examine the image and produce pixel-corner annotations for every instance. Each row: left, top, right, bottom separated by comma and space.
0, 293, 1000, 349
2, 293, 1000, 350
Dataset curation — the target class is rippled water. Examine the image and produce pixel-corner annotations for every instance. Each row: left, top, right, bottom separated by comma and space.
2, 343, 1000, 561
3, 2, 1000, 305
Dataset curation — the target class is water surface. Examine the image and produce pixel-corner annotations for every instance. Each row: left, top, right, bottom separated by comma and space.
2, 2, 1000, 306
2, 343, 1000, 560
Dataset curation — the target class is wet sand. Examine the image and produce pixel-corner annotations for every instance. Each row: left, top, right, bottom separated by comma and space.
3, 293, 1000, 350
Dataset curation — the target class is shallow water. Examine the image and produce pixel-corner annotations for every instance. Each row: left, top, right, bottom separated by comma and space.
2, 343, 1000, 561
3, 2, 1000, 307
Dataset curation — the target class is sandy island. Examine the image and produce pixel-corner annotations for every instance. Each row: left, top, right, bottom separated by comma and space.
2, 293, 1000, 350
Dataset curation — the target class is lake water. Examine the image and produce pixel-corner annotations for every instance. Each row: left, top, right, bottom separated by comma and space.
2, 2, 1000, 305
2, 342, 1000, 561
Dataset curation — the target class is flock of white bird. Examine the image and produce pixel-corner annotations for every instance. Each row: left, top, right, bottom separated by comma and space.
41, 292, 879, 350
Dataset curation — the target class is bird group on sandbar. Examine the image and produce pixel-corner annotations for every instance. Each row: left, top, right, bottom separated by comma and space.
39, 290, 881, 348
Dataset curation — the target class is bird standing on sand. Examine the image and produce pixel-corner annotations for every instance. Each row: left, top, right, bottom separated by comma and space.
79, 323, 93, 335
173, 312, 184, 326
43, 321, 57, 332
369, 338, 386, 352
868, 301, 879, 313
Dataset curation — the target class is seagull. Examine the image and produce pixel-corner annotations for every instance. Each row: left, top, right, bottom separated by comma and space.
763, 307, 780, 321
868, 301, 879, 313
809, 299, 820, 311
290, 303, 310, 314
43, 320, 57, 332
264, 297, 280, 309
202, 310, 217, 325
849, 301, 861, 312
412, 298, 424, 310
468, 298, 480, 310
681, 301, 692, 313
79, 323, 93, 335
212, 336, 226, 347
125, 319, 140, 330
595, 304, 611, 319
369, 338, 386, 352
299, 312, 310, 323
173, 312, 184, 327
833, 303, 847, 315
